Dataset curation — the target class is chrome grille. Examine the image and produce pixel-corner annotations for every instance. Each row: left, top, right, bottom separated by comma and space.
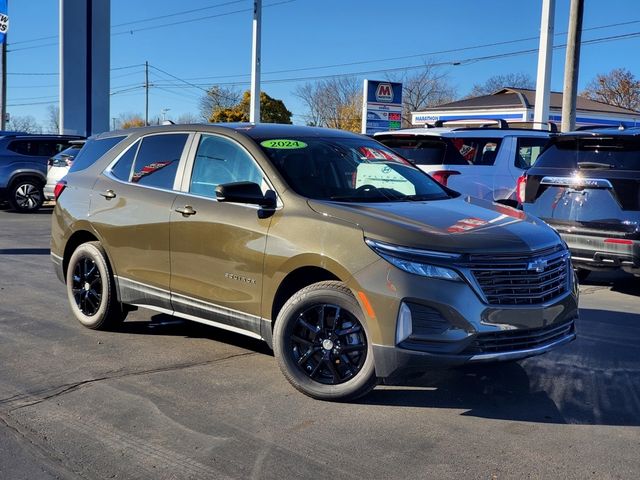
465, 247, 570, 306
462, 319, 575, 354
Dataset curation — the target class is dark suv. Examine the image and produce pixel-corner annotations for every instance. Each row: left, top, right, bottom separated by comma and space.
520, 127, 640, 280
0, 134, 83, 212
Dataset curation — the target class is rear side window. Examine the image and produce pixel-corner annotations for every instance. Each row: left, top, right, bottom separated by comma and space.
69, 136, 126, 173
7, 140, 70, 157
535, 136, 640, 170
376, 136, 462, 166
448, 137, 502, 166
515, 137, 549, 169
130, 134, 188, 189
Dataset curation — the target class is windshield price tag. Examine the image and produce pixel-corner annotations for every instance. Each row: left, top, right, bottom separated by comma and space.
260, 139, 308, 149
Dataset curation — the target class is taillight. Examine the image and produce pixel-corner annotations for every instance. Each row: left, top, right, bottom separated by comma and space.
431, 170, 460, 187
53, 180, 67, 200
516, 175, 527, 204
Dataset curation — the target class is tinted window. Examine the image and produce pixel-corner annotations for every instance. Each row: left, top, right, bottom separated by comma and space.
258, 137, 449, 202
110, 142, 139, 181
515, 137, 549, 169
70, 136, 126, 173
7, 140, 69, 157
376, 136, 467, 166
190, 135, 264, 198
535, 136, 640, 171
131, 134, 188, 189
448, 137, 502, 166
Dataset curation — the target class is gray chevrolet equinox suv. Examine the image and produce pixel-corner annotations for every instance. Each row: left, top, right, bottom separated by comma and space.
51, 123, 578, 401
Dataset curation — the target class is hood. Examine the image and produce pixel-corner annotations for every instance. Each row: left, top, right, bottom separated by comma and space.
308, 196, 562, 254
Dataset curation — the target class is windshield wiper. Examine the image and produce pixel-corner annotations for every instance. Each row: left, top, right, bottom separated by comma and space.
577, 161, 615, 169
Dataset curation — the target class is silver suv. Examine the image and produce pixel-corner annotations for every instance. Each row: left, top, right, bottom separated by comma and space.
375, 121, 551, 207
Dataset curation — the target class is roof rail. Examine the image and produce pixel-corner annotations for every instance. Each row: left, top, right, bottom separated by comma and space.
433, 118, 509, 129
575, 124, 627, 131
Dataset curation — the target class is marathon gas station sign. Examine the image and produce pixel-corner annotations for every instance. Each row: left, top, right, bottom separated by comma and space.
361, 80, 403, 135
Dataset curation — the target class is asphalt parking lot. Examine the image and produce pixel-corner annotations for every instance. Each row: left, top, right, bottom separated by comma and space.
1, 205, 639, 480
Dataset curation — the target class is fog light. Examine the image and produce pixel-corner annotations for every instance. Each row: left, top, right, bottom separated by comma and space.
396, 302, 413, 344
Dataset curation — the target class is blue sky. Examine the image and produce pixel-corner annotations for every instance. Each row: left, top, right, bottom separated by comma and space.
6, 0, 640, 130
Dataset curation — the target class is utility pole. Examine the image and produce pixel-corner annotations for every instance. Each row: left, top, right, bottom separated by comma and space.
533, 0, 555, 129
145, 60, 149, 126
561, 0, 584, 132
0, 0, 8, 131
249, 0, 261, 123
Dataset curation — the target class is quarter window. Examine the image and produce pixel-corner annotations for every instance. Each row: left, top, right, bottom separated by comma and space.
110, 141, 138, 181
515, 137, 549, 169
189, 135, 264, 198
130, 134, 188, 189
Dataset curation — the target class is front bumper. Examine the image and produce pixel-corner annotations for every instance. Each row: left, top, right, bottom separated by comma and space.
349, 256, 579, 380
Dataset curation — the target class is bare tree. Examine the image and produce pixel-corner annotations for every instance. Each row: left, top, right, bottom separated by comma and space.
199, 85, 242, 121
295, 76, 362, 132
581, 68, 640, 111
468, 72, 535, 97
46, 104, 60, 133
388, 63, 458, 127
176, 112, 200, 124
6, 115, 42, 133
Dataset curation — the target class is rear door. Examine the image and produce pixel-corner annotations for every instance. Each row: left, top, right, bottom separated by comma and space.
523, 135, 640, 235
90, 132, 193, 310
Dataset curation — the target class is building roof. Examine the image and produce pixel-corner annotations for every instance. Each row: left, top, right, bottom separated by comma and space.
427, 88, 639, 116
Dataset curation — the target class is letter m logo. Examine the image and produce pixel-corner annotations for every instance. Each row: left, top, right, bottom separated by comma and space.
375, 83, 394, 102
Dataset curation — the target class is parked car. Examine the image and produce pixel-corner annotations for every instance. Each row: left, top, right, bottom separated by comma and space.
51, 124, 577, 401
44, 141, 85, 201
520, 127, 640, 281
0, 133, 84, 212
375, 120, 551, 207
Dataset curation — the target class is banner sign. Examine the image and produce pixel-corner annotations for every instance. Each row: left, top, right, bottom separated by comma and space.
361, 79, 403, 135
0, 0, 8, 44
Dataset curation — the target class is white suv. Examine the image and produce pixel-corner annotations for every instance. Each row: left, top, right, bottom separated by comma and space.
375, 122, 551, 207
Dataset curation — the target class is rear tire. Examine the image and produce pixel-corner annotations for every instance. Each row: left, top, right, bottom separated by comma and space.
66, 242, 127, 330
273, 281, 377, 401
8, 177, 44, 213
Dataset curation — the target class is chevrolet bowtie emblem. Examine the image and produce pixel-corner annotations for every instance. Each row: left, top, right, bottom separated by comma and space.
527, 259, 548, 273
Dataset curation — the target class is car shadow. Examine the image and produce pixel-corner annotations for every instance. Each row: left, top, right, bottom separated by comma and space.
363, 307, 640, 426
0, 248, 51, 255
579, 271, 639, 296
115, 308, 640, 427
119, 313, 272, 356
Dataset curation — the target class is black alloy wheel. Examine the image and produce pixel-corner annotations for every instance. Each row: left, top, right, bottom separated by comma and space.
9, 179, 44, 212
290, 304, 367, 385
72, 257, 103, 316
273, 281, 377, 401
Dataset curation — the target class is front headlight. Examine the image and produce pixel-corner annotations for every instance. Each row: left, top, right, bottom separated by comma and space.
365, 238, 462, 281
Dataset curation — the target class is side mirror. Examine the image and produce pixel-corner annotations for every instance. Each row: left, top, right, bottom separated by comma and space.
215, 181, 277, 209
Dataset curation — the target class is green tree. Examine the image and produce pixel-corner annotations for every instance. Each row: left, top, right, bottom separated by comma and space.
209, 91, 292, 124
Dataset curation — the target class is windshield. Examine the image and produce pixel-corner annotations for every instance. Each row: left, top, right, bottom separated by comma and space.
257, 136, 451, 202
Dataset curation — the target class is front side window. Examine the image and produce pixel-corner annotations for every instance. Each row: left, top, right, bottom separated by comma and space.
130, 134, 188, 189
189, 135, 264, 198
258, 136, 450, 202
515, 137, 549, 169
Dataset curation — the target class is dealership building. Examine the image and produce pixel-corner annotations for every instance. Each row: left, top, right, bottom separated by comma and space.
411, 88, 640, 128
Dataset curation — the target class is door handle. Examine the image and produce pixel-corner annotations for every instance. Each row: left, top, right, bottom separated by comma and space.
99, 189, 116, 199
175, 205, 197, 217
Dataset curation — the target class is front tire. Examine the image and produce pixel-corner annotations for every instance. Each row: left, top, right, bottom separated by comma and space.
9, 177, 44, 213
575, 268, 591, 283
66, 242, 127, 330
273, 281, 377, 401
